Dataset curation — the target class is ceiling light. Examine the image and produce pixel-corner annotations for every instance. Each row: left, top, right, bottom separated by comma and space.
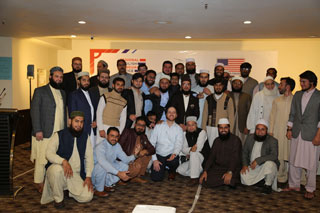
78, 20, 86, 24
70, 35, 76, 38
243, 20, 252, 24
309, 35, 317, 38
154, 21, 171, 24
185, 36, 192, 39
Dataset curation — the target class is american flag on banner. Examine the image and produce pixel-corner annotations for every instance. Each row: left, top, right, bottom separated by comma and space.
217, 58, 245, 76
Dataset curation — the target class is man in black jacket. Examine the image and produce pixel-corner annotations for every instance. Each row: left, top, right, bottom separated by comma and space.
62, 57, 82, 103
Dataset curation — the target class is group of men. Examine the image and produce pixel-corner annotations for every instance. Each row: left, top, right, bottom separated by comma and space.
30, 56, 320, 208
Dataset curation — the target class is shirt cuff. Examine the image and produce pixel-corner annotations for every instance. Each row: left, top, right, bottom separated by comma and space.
152, 154, 157, 161
287, 122, 293, 128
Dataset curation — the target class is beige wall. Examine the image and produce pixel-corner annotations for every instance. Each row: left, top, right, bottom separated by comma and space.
58, 38, 320, 90
12, 38, 59, 109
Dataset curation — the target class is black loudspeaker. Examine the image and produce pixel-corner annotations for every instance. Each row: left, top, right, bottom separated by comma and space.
27, 65, 34, 78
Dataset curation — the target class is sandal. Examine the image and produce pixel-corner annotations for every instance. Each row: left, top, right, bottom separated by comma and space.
304, 191, 315, 200
281, 187, 300, 192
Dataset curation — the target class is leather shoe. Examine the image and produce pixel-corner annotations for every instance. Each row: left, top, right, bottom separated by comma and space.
187, 178, 198, 186
131, 177, 148, 183
104, 186, 115, 192
168, 172, 176, 181
94, 190, 109, 197
117, 180, 127, 186
54, 200, 65, 209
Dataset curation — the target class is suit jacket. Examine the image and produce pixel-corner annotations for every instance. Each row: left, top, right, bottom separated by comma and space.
121, 89, 145, 129
242, 134, 279, 168
30, 84, 67, 138
68, 88, 97, 135
145, 90, 174, 122
288, 89, 320, 141
62, 71, 77, 104
242, 77, 258, 97
229, 92, 252, 133
118, 128, 155, 156
168, 91, 200, 125
89, 75, 99, 88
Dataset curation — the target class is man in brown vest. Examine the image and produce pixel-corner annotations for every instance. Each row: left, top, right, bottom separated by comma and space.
96, 77, 127, 145
201, 78, 234, 147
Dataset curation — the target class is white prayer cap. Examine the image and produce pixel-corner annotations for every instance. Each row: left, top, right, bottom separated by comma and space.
256, 119, 269, 128
218, 118, 230, 125
200, 69, 210, 74
224, 70, 230, 74
159, 74, 170, 81
186, 116, 197, 123
215, 63, 225, 68
264, 76, 274, 82
232, 76, 244, 83
186, 58, 195, 63
77, 71, 89, 79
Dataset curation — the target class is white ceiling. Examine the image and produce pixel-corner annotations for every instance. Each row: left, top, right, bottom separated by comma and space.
0, 0, 319, 39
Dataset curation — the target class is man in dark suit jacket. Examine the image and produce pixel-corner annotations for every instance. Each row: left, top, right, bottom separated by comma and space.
30, 66, 67, 192
89, 60, 108, 88
229, 76, 252, 144
68, 72, 97, 148
62, 57, 82, 103
240, 119, 279, 194
168, 74, 199, 131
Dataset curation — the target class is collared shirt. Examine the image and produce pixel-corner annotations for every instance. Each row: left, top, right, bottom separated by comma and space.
81, 89, 94, 122
160, 91, 169, 121
150, 121, 183, 161
183, 94, 190, 112
49, 85, 64, 133
250, 141, 263, 164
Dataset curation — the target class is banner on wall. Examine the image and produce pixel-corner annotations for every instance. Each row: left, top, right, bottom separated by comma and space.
0, 57, 12, 108
90, 49, 278, 82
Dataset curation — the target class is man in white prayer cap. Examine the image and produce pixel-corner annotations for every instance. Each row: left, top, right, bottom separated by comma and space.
177, 116, 209, 186
185, 58, 199, 89
199, 118, 242, 188
246, 76, 279, 133
240, 119, 279, 194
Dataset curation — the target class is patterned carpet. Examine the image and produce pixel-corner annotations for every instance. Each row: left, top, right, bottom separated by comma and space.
1, 142, 320, 213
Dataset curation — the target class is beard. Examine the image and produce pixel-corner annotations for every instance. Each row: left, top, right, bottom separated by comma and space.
159, 87, 169, 93
98, 81, 109, 88
279, 88, 286, 95
182, 90, 191, 95
186, 68, 196, 75
232, 86, 242, 93
302, 84, 312, 92
73, 68, 82, 73
214, 90, 223, 95
241, 72, 249, 78
80, 84, 90, 91
145, 79, 155, 87
68, 127, 83, 138
134, 128, 145, 135
114, 88, 123, 94
49, 78, 62, 89
214, 72, 223, 78
219, 131, 230, 141
254, 133, 267, 142
262, 86, 278, 96
199, 81, 208, 87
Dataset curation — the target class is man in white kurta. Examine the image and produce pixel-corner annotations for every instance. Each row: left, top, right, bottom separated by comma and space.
192, 69, 214, 127
241, 119, 279, 194
177, 116, 207, 185
269, 77, 295, 183
30, 67, 66, 193
247, 76, 279, 133
41, 112, 94, 208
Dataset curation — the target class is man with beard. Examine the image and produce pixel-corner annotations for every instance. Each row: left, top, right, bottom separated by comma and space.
283, 71, 320, 200
30, 66, 67, 193
154, 60, 173, 86
241, 119, 279, 194
252, 68, 279, 97
68, 72, 97, 148
169, 73, 180, 96
247, 76, 280, 133
62, 57, 82, 103
168, 74, 199, 131
109, 59, 132, 89
208, 63, 230, 91
229, 76, 252, 145
199, 118, 242, 188
137, 64, 148, 77
40, 111, 94, 208
145, 111, 157, 139
90, 60, 108, 88
96, 77, 127, 145
92, 127, 144, 196
239, 62, 258, 97
202, 77, 235, 147
118, 117, 155, 183
122, 73, 144, 129
185, 58, 199, 89
175, 63, 185, 78
177, 116, 208, 186
192, 69, 214, 127
141, 70, 156, 115
269, 77, 295, 183
150, 106, 183, 181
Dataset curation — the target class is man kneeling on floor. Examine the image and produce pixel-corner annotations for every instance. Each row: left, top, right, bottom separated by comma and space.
118, 116, 155, 183
240, 119, 279, 194
92, 127, 145, 197
199, 118, 242, 188
41, 111, 94, 209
